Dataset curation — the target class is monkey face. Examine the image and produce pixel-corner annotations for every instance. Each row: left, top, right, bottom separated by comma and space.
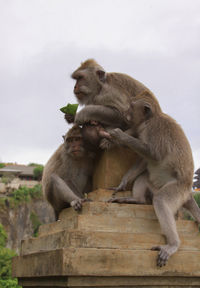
72, 72, 91, 102
71, 65, 105, 104
66, 136, 86, 158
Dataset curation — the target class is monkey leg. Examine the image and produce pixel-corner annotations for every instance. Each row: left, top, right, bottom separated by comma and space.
132, 172, 149, 203
108, 159, 147, 196
183, 195, 200, 223
151, 190, 181, 267
51, 174, 84, 213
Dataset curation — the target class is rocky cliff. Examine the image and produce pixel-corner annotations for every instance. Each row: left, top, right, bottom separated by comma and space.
0, 192, 55, 253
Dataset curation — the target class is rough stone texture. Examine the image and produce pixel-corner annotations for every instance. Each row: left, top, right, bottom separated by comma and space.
0, 198, 55, 253
93, 147, 139, 190
12, 147, 200, 287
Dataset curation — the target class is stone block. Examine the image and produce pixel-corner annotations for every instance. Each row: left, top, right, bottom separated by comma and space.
13, 247, 200, 278
21, 229, 200, 256
93, 147, 139, 190
38, 202, 199, 237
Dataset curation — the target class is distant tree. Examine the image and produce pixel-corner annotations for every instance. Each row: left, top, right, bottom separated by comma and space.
193, 168, 200, 189
0, 224, 21, 287
28, 163, 43, 167
33, 165, 44, 180
0, 163, 5, 168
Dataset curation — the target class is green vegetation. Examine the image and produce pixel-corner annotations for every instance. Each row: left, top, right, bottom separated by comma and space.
11, 184, 42, 206
1, 176, 11, 185
0, 163, 5, 168
60, 103, 79, 115
28, 162, 42, 167
194, 193, 200, 207
0, 184, 42, 208
33, 165, 44, 180
184, 193, 200, 223
30, 211, 42, 237
0, 224, 21, 288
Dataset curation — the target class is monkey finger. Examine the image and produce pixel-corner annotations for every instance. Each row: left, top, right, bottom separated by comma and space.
75, 202, 82, 210
84, 198, 93, 202
99, 130, 111, 139
64, 114, 75, 123
151, 246, 161, 251
90, 120, 99, 126
107, 198, 117, 203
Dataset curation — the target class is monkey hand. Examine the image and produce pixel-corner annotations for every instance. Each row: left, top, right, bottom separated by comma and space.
64, 113, 75, 124
74, 110, 91, 125
70, 199, 85, 211
108, 128, 124, 144
99, 138, 114, 150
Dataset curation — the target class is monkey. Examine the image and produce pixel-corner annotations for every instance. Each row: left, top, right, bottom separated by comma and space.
65, 59, 161, 149
42, 125, 95, 220
103, 96, 199, 267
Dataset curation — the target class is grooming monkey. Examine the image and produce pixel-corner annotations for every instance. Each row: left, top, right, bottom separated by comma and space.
104, 95, 199, 267
42, 125, 95, 220
65, 59, 161, 149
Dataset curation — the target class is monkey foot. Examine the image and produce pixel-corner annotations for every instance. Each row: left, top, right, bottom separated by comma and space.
70, 199, 85, 211
108, 197, 139, 204
151, 244, 178, 267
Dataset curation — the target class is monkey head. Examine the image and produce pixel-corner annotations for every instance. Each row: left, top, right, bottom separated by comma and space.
81, 122, 104, 152
63, 125, 85, 158
71, 59, 106, 105
128, 99, 154, 128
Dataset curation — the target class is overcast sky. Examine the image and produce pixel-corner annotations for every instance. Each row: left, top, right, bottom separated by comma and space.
0, 0, 200, 170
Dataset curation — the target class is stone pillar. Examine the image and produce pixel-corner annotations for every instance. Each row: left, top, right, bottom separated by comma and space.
93, 147, 139, 190
12, 148, 200, 287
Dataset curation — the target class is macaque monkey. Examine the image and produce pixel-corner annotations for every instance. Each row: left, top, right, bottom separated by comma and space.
104, 96, 199, 267
42, 125, 95, 220
66, 59, 161, 149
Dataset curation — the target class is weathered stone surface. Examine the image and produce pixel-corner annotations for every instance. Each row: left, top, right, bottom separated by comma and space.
60, 200, 157, 219
38, 202, 199, 237
93, 147, 139, 190
21, 229, 200, 256
17, 275, 200, 287
13, 247, 200, 278
12, 148, 200, 287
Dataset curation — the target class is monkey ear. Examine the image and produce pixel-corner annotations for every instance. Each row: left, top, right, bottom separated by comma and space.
144, 104, 153, 119
62, 135, 65, 141
96, 70, 106, 83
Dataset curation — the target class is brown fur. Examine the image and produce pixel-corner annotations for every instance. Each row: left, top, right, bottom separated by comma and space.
107, 96, 196, 267
42, 125, 95, 220
69, 59, 161, 150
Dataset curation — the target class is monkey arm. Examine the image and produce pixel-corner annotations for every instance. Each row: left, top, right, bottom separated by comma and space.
51, 173, 82, 204
108, 128, 154, 160
75, 105, 125, 127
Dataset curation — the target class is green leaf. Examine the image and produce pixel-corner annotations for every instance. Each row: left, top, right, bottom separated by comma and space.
60, 103, 79, 115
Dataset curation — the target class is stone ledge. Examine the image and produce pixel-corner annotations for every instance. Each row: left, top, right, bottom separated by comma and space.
18, 276, 200, 287
38, 210, 199, 237
21, 229, 200, 256
13, 248, 200, 278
